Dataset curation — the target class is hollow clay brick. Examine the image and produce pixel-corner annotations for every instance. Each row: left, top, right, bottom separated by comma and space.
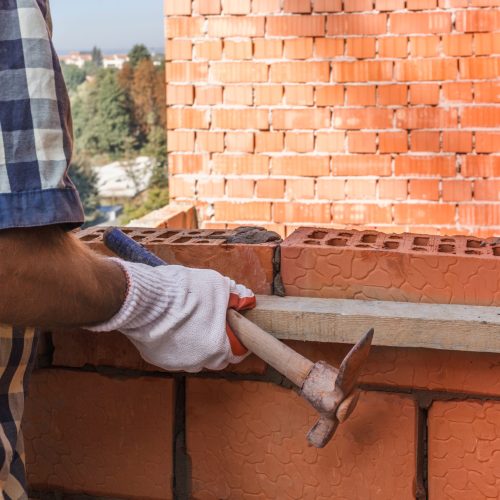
428, 401, 500, 499
24, 370, 173, 499
187, 380, 416, 499
281, 227, 500, 305
77, 227, 277, 295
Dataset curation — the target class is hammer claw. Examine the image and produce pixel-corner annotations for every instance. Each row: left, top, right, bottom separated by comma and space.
307, 416, 339, 448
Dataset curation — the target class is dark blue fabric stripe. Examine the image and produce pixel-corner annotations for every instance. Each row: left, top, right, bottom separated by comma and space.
23, 329, 38, 395
8, 449, 26, 491
0, 187, 84, 230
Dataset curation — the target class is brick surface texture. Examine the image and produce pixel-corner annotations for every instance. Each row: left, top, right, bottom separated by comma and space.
166, 1, 500, 238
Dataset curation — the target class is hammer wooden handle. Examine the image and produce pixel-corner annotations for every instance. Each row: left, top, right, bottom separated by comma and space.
227, 309, 313, 388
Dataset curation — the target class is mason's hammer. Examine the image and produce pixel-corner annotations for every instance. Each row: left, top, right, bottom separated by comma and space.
104, 227, 374, 448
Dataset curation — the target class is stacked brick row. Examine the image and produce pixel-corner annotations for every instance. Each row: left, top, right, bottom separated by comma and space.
166, 0, 500, 237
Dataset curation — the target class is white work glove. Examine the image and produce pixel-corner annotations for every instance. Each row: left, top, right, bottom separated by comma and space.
86, 259, 256, 372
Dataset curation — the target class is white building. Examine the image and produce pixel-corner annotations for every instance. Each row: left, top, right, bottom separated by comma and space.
103, 54, 129, 70
59, 51, 92, 68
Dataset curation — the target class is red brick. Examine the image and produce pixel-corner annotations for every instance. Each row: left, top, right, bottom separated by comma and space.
395, 156, 456, 177
275, 202, 331, 223
315, 37, 344, 57
442, 180, 472, 201
207, 17, 265, 37
255, 178, 285, 198
333, 108, 393, 129
222, 0, 251, 14
213, 154, 269, 175
169, 153, 208, 174
459, 205, 500, 226
195, 85, 223, 105
197, 0, 221, 14
197, 177, 225, 198
285, 85, 314, 105
316, 177, 345, 199
462, 107, 500, 128
223, 85, 252, 105
476, 132, 500, 153
272, 155, 330, 176
379, 178, 408, 199
395, 58, 457, 81
316, 131, 345, 152
344, 0, 374, 11
378, 84, 407, 106
346, 37, 376, 58
211, 62, 268, 82
327, 13, 387, 35
379, 36, 408, 57
474, 82, 500, 103
379, 131, 408, 153
474, 180, 500, 201
270, 61, 330, 82
266, 15, 326, 36
166, 84, 194, 104
169, 175, 196, 198
284, 38, 314, 59
442, 82, 473, 102
333, 155, 392, 176
215, 201, 271, 221
443, 131, 473, 153
285, 132, 314, 152
375, 0, 405, 10
255, 131, 284, 152
165, 39, 192, 61
164, 0, 191, 15
460, 57, 500, 80
167, 131, 195, 152
286, 178, 315, 199
313, 0, 342, 11
409, 84, 439, 105
273, 109, 331, 129
166, 62, 208, 82
443, 34, 473, 56
456, 9, 500, 32
225, 131, 254, 152
333, 203, 392, 223
475, 33, 500, 56
226, 178, 255, 198
194, 40, 222, 60
167, 108, 209, 129
395, 203, 455, 225
462, 155, 500, 177
332, 61, 393, 82
252, 0, 281, 12
409, 179, 440, 200
396, 108, 458, 129
212, 109, 269, 129
224, 39, 252, 59
348, 131, 377, 153
253, 39, 283, 59
346, 85, 376, 105
410, 36, 440, 57
346, 179, 377, 199
284, 0, 312, 12
410, 131, 440, 152
254, 84, 283, 105
166, 17, 204, 37
390, 12, 451, 34
407, 0, 437, 8
315, 85, 344, 105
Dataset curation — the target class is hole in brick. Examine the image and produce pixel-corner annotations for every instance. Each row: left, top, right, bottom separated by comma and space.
151, 239, 165, 243
140, 230, 157, 235
188, 231, 202, 235
121, 229, 134, 234
156, 231, 179, 239
438, 244, 455, 253
465, 250, 480, 255
355, 244, 371, 248
441, 238, 455, 243
195, 240, 210, 244
388, 235, 402, 240
413, 237, 430, 246
384, 241, 399, 250
210, 231, 226, 236
338, 232, 353, 238
304, 240, 321, 245
361, 234, 377, 243
493, 247, 500, 257
309, 231, 327, 240
132, 235, 145, 242
173, 237, 192, 244
80, 235, 98, 242
412, 247, 427, 252
326, 238, 347, 247
467, 240, 481, 248
95, 228, 105, 233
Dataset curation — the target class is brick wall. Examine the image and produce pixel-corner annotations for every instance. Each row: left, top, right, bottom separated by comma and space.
165, 0, 500, 237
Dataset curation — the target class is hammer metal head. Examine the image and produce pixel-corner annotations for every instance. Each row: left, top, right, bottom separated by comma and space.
300, 328, 374, 448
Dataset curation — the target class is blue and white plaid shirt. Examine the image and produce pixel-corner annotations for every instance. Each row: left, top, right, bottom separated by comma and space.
0, 1, 83, 497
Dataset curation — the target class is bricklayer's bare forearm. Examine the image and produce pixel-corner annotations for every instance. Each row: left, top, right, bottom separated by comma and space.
0, 226, 127, 329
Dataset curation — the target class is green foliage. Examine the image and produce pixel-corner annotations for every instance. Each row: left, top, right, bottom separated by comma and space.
61, 62, 86, 92
69, 156, 100, 220
128, 44, 151, 68
120, 186, 169, 225
91, 46, 103, 67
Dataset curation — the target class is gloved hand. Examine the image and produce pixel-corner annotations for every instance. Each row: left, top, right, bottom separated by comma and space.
86, 259, 256, 372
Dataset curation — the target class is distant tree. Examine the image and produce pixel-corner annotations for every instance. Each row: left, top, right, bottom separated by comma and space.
91, 46, 103, 67
61, 63, 87, 92
128, 44, 151, 68
69, 156, 100, 219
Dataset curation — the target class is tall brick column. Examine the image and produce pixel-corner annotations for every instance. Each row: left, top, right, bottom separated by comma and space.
165, 0, 500, 237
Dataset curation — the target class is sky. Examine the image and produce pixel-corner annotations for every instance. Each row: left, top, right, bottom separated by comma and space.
49, 0, 164, 54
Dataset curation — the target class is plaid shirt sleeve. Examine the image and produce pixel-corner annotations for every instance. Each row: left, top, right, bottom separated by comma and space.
0, 0, 84, 230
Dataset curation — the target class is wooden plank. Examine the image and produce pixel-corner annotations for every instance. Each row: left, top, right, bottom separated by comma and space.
245, 295, 500, 353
